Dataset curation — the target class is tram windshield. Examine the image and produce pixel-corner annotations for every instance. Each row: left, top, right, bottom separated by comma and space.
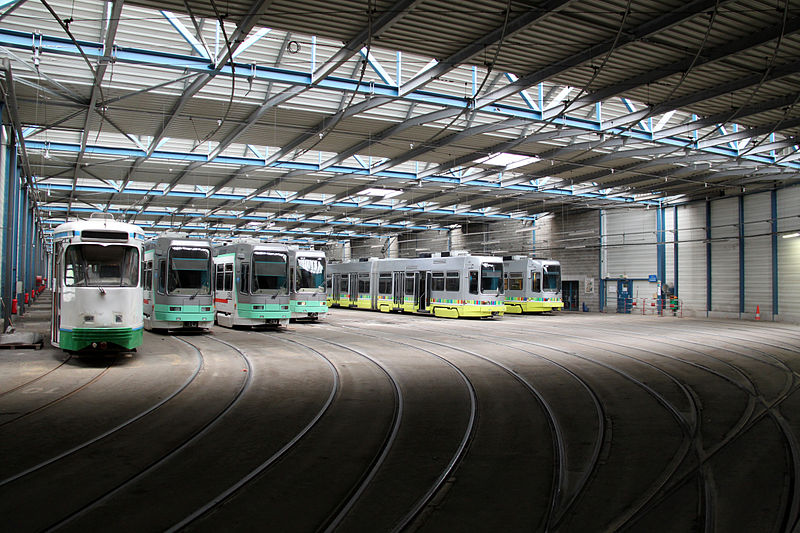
296, 256, 326, 291
480, 262, 503, 294
168, 246, 211, 295
64, 244, 139, 287
543, 264, 561, 292
252, 251, 288, 293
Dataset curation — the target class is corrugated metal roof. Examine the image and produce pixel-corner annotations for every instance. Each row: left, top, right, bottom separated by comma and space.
3, 0, 799, 243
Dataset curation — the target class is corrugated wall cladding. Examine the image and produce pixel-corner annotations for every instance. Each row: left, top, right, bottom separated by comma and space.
676, 202, 707, 316
665, 206, 676, 290
744, 193, 772, 317
604, 208, 656, 280
710, 197, 740, 315
778, 186, 800, 319
534, 210, 601, 313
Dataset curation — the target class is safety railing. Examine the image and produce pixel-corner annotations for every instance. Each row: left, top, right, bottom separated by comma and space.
614, 296, 683, 317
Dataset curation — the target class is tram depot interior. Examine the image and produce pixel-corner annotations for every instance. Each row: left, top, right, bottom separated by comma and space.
3, 1, 800, 531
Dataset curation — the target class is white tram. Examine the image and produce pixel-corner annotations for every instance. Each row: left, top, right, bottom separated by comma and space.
288, 248, 328, 320
213, 240, 291, 328
142, 235, 214, 330
50, 214, 145, 351
327, 252, 505, 318
502, 256, 564, 313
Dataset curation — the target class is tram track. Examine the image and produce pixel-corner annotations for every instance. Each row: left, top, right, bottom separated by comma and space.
0, 333, 252, 532
0, 364, 113, 428
0, 336, 203, 488
0, 353, 73, 398
465, 315, 800, 531
348, 319, 702, 532
178, 327, 476, 533
40, 334, 253, 532
164, 331, 342, 531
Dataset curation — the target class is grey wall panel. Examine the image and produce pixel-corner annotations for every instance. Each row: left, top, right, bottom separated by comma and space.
710, 197, 740, 315
676, 201, 707, 315
665, 206, 676, 290
535, 209, 601, 312
778, 185, 800, 319
744, 192, 772, 317
604, 208, 656, 279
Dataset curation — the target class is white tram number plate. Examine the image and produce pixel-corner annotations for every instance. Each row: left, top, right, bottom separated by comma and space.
184, 321, 198, 328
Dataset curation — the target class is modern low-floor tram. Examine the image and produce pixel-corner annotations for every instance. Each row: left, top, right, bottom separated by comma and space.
142, 235, 214, 331
502, 256, 564, 313
50, 213, 145, 351
213, 240, 291, 328
289, 248, 328, 320
328, 252, 505, 318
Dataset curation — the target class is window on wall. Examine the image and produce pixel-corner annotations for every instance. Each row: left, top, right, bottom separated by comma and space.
446, 271, 459, 291
431, 272, 445, 292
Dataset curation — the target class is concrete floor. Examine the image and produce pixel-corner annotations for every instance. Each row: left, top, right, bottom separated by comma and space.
2, 294, 799, 532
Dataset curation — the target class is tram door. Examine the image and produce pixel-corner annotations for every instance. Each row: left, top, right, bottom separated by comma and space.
393, 271, 403, 306
51, 242, 62, 345
416, 271, 431, 312
349, 273, 359, 307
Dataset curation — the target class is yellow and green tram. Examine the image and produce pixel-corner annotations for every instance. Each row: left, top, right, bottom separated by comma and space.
502, 256, 563, 313
327, 252, 505, 318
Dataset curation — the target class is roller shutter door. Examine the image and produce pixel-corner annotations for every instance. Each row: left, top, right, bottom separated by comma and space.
676, 202, 707, 314
710, 197, 739, 314
778, 186, 800, 319
744, 193, 772, 317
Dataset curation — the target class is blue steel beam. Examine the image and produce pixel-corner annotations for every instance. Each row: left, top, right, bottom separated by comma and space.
2, 27, 796, 174
26, 140, 656, 207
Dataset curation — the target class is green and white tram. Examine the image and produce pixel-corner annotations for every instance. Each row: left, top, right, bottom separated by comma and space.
142, 235, 214, 330
50, 214, 144, 351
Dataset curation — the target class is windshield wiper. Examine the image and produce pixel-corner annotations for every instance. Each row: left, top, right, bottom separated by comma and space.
189, 288, 201, 300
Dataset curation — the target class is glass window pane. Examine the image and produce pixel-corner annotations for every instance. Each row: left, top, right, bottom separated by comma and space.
252, 252, 288, 293
296, 257, 326, 290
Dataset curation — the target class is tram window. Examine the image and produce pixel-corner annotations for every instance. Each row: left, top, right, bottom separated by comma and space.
252, 251, 287, 293
240, 263, 250, 294
326, 276, 332, 290
358, 274, 370, 294
65, 244, 139, 287
446, 271, 459, 292
468, 271, 478, 294
431, 272, 445, 292
508, 272, 523, 291
158, 260, 166, 293
480, 262, 503, 294
168, 247, 211, 295
224, 263, 233, 291
296, 257, 326, 291
543, 265, 561, 291
215, 264, 224, 291
143, 261, 153, 291
405, 274, 414, 295
531, 271, 541, 293
378, 274, 391, 295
